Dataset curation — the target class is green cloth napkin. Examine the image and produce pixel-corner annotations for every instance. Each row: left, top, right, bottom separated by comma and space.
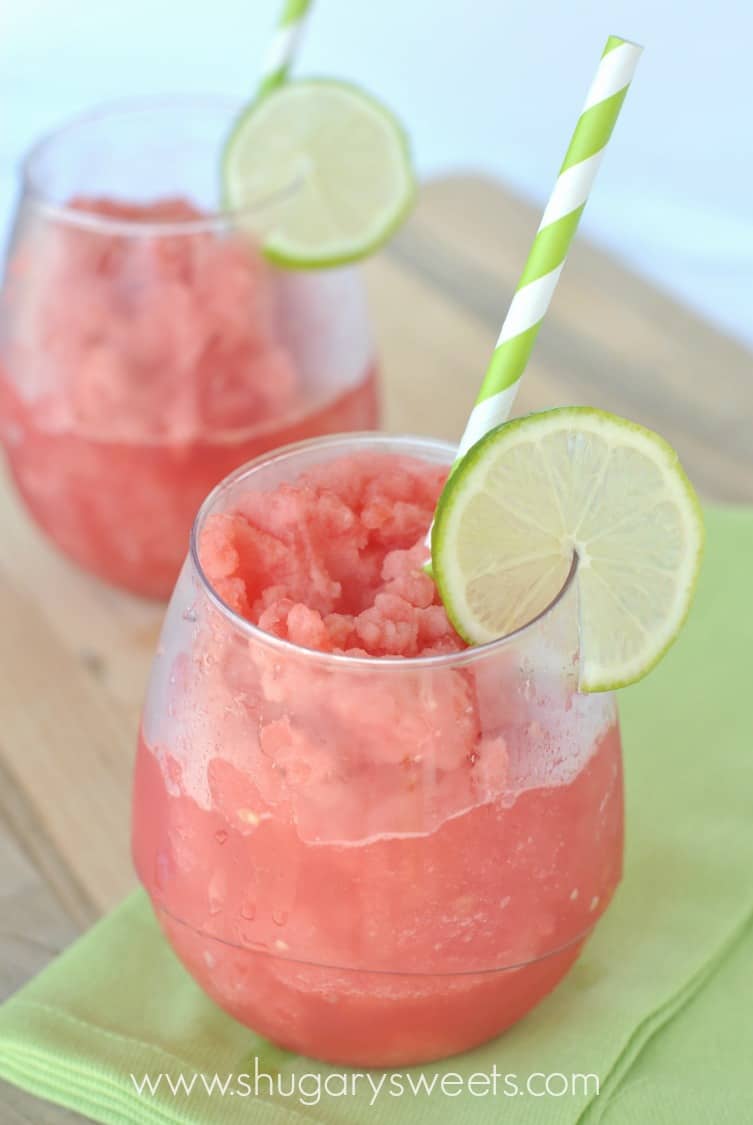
1, 506, 752, 1125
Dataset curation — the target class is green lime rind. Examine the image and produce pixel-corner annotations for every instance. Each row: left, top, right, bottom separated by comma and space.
432, 406, 705, 693
222, 78, 417, 269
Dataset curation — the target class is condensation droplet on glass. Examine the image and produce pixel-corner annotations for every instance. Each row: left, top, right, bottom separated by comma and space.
272, 663, 281, 677
272, 909, 288, 927
240, 898, 256, 921
527, 721, 544, 743
237, 808, 260, 828
214, 829, 228, 845
208, 870, 226, 916
519, 659, 534, 700
182, 606, 198, 623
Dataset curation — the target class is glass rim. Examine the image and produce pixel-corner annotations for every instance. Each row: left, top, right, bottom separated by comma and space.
20, 92, 299, 237
189, 431, 579, 671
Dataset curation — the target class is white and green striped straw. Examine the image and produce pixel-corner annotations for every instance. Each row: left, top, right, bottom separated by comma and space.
258, 0, 313, 97
454, 34, 642, 463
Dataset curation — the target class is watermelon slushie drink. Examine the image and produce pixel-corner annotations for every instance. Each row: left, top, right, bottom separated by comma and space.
0, 99, 378, 597
132, 434, 623, 1066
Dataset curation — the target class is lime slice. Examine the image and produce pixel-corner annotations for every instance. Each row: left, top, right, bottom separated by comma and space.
223, 79, 416, 267
432, 407, 704, 692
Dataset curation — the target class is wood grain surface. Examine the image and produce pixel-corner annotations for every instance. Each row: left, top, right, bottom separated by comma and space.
1, 174, 751, 1122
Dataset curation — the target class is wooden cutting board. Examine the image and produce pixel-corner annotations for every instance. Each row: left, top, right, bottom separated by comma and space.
1, 174, 751, 1122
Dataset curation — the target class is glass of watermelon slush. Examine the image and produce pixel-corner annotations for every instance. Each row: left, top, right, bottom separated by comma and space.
131, 432, 623, 1066
0, 97, 379, 598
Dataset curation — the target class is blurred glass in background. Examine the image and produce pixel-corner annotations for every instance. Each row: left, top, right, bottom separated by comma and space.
2, 0, 751, 345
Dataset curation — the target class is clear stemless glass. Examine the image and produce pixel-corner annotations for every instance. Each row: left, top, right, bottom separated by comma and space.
0, 97, 379, 598
131, 433, 623, 1067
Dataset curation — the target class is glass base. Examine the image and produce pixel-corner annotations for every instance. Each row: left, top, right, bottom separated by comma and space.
152, 903, 588, 1067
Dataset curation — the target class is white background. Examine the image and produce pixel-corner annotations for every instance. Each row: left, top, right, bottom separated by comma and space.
2, 0, 751, 346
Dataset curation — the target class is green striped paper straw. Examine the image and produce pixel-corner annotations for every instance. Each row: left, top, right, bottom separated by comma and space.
454, 34, 642, 463
258, 0, 313, 96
